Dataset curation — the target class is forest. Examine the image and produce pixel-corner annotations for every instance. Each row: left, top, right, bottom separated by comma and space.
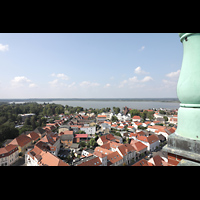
0, 102, 65, 146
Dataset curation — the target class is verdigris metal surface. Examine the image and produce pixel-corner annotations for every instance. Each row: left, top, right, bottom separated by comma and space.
176, 33, 200, 140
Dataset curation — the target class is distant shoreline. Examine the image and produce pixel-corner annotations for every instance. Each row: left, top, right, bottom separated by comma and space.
0, 98, 180, 103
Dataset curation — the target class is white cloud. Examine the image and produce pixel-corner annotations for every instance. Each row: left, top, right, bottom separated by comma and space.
11, 76, 31, 88
67, 82, 76, 89
128, 76, 138, 83
49, 79, 77, 90
80, 81, 100, 88
141, 76, 153, 82
134, 66, 149, 75
166, 69, 180, 79
104, 83, 111, 88
10, 76, 38, 89
29, 83, 38, 88
0, 44, 9, 52
12, 76, 31, 83
51, 73, 69, 80
49, 79, 59, 87
139, 46, 145, 51
119, 75, 153, 88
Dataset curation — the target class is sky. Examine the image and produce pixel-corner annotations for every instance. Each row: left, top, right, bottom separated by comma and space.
0, 33, 182, 99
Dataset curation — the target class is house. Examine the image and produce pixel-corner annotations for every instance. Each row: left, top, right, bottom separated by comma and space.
100, 123, 111, 132
100, 112, 113, 120
58, 125, 71, 133
117, 126, 125, 131
80, 126, 96, 136
107, 151, 123, 166
75, 134, 88, 143
130, 140, 148, 159
34, 127, 47, 138
120, 131, 130, 139
97, 133, 120, 146
69, 143, 80, 152
9, 134, 32, 156
94, 146, 112, 155
73, 155, 102, 166
60, 131, 74, 147
27, 131, 40, 144
116, 143, 136, 165
36, 132, 61, 156
70, 125, 83, 133
136, 134, 160, 152
81, 149, 94, 157
111, 124, 118, 129
97, 134, 116, 146
26, 146, 69, 166
0, 144, 19, 166
96, 115, 107, 124
93, 151, 107, 166
94, 142, 124, 166
127, 125, 136, 132
142, 121, 151, 128
132, 116, 141, 122
168, 115, 178, 124
147, 155, 168, 166
150, 121, 161, 126
147, 125, 174, 140
132, 122, 142, 130
132, 158, 150, 166
132, 154, 168, 166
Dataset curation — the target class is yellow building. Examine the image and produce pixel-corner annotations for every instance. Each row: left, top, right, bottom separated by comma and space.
9, 134, 32, 156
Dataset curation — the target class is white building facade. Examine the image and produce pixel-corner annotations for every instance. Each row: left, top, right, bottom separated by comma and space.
0, 145, 19, 166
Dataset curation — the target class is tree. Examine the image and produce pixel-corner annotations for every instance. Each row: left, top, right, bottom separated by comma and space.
47, 107, 53, 116
79, 141, 86, 147
141, 110, 148, 121
111, 115, 118, 122
24, 117, 31, 126
129, 109, 140, 118
163, 116, 168, 122
30, 115, 37, 130
147, 111, 154, 120
113, 107, 120, 114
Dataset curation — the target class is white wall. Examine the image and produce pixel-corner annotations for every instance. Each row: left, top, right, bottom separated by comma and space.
80, 126, 96, 135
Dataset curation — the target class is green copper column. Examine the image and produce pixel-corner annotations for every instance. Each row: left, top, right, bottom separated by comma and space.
176, 33, 200, 140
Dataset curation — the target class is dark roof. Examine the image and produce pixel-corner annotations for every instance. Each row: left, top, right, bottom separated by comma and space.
34, 127, 46, 135
61, 134, 74, 141
70, 143, 80, 149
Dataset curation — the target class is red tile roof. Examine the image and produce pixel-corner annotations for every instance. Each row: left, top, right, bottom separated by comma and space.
28, 146, 69, 166
9, 134, 32, 147
75, 134, 88, 138
97, 115, 107, 118
77, 157, 102, 166
136, 134, 159, 144
130, 140, 147, 152
94, 146, 113, 155
27, 131, 40, 141
117, 143, 135, 156
107, 151, 123, 166
0, 144, 18, 158
132, 116, 141, 119
132, 159, 149, 166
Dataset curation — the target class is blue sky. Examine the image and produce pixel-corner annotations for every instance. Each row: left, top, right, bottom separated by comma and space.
0, 33, 182, 98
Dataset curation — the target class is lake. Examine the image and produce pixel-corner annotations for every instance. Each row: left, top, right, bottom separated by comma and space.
47, 100, 180, 110
8, 99, 180, 110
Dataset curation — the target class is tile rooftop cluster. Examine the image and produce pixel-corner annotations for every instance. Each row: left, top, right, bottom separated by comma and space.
0, 108, 181, 166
